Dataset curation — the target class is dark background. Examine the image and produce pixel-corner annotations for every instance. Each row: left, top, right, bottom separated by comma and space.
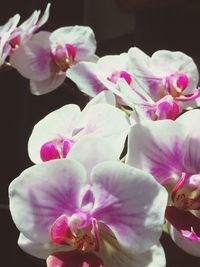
1, 0, 200, 266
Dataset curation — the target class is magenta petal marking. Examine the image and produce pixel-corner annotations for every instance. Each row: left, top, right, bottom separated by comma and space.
62, 139, 74, 158
40, 141, 61, 161
119, 71, 132, 85
165, 206, 200, 239
50, 214, 73, 245
176, 73, 189, 90
107, 70, 132, 85
66, 44, 77, 62
175, 88, 200, 102
47, 251, 104, 267
156, 99, 180, 120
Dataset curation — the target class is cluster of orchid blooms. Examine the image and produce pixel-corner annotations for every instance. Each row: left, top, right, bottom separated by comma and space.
3, 3, 200, 267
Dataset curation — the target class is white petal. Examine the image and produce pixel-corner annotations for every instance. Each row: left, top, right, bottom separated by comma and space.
169, 225, 200, 257
68, 135, 118, 176
98, 232, 166, 267
18, 233, 68, 259
50, 26, 96, 61
30, 72, 66, 95
76, 103, 130, 157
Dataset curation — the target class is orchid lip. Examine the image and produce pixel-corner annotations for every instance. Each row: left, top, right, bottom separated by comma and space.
52, 44, 76, 72
107, 70, 132, 85
162, 72, 190, 98
40, 138, 74, 162
50, 213, 100, 253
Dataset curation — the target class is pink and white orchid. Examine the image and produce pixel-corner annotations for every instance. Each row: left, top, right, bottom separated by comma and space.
0, 3, 50, 67
10, 25, 97, 95
67, 53, 133, 98
9, 137, 167, 267
28, 99, 130, 164
0, 14, 20, 66
67, 49, 197, 121
9, 3, 51, 48
127, 109, 200, 255
127, 48, 200, 109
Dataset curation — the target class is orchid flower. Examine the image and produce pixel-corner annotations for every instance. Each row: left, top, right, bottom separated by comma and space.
67, 50, 190, 121
0, 3, 50, 67
9, 3, 51, 48
0, 14, 20, 66
9, 137, 167, 267
28, 98, 130, 164
127, 47, 200, 108
127, 109, 200, 256
10, 25, 97, 95
67, 53, 133, 98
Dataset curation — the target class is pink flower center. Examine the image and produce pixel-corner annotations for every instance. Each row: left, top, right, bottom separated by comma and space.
40, 138, 74, 162
50, 213, 99, 253
162, 72, 189, 97
107, 70, 132, 85
52, 44, 76, 72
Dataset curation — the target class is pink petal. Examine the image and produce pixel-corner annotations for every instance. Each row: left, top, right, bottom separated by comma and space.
91, 162, 167, 253
9, 160, 87, 243
127, 120, 185, 185
67, 62, 106, 97
10, 31, 51, 81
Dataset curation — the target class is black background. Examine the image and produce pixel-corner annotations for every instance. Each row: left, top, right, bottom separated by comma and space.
1, 0, 200, 266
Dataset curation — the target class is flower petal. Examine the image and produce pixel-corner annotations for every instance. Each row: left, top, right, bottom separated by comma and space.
98, 230, 166, 267
9, 159, 87, 243
67, 62, 106, 97
176, 109, 200, 173
84, 91, 116, 109
50, 26, 96, 61
10, 31, 51, 81
169, 224, 200, 257
151, 50, 199, 93
28, 104, 80, 164
127, 120, 185, 185
68, 135, 118, 176
30, 72, 66, 95
18, 233, 68, 259
76, 103, 130, 156
91, 162, 167, 253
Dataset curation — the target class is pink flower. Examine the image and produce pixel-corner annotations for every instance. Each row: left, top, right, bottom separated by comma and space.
67, 53, 133, 98
67, 49, 198, 121
9, 3, 51, 48
28, 99, 130, 164
0, 14, 20, 66
127, 109, 200, 255
10, 25, 97, 95
127, 48, 200, 109
9, 138, 167, 267
0, 3, 50, 67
